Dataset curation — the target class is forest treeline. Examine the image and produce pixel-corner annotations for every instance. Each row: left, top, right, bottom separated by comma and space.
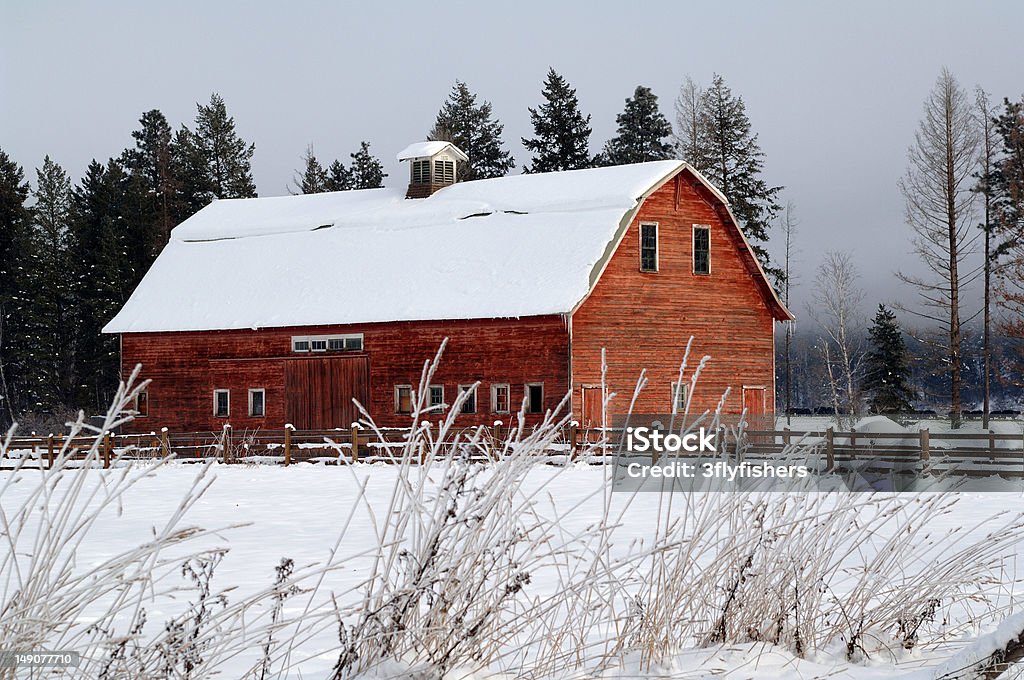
0, 68, 1021, 429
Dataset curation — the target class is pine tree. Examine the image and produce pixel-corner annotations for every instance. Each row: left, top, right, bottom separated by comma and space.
862, 304, 915, 414
346, 141, 387, 189
991, 96, 1024, 349
522, 68, 592, 173
296, 146, 329, 194
193, 93, 257, 199
14, 157, 76, 413
690, 74, 783, 282
429, 81, 514, 180
123, 109, 179, 251
69, 159, 141, 411
170, 126, 214, 220
324, 160, 351, 192
598, 85, 673, 166
0, 149, 32, 425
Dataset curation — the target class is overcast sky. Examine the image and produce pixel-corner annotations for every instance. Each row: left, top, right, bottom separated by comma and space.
2, 1, 1022, 321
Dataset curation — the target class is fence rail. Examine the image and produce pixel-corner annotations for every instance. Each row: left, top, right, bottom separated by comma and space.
3, 424, 1023, 473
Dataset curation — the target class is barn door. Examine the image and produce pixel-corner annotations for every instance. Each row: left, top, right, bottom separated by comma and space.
284, 357, 370, 430
742, 386, 768, 435
581, 387, 603, 432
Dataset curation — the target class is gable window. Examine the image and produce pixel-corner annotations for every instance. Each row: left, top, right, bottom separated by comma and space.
640, 223, 658, 272
428, 385, 445, 411
135, 390, 149, 417
395, 385, 413, 414
491, 383, 510, 414
671, 382, 688, 413
213, 389, 230, 417
693, 225, 711, 275
458, 384, 477, 414
249, 389, 265, 417
526, 383, 544, 415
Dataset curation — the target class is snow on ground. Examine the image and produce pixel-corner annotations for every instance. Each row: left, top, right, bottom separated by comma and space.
2, 461, 1023, 678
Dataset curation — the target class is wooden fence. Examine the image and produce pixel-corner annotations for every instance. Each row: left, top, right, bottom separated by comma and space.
2, 424, 1023, 475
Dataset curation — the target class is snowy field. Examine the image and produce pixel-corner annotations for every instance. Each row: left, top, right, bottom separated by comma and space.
3, 458, 1023, 679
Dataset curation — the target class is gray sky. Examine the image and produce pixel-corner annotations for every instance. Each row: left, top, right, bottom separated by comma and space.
2, 1, 1022, 322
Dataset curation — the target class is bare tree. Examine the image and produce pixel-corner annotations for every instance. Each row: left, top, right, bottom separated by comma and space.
897, 68, 980, 428
672, 76, 704, 162
779, 201, 799, 424
808, 251, 864, 430
974, 87, 999, 428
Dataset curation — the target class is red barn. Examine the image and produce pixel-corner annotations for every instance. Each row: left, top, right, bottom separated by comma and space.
103, 142, 792, 432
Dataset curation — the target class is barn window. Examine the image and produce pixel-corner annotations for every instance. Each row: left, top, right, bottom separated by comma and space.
395, 385, 413, 414
458, 385, 477, 414
526, 383, 544, 414
640, 223, 658, 272
213, 390, 230, 417
491, 384, 510, 414
428, 385, 445, 411
295, 334, 363, 353
247, 389, 265, 417
135, 391, 149, 417
693, 225, 711, 275
671, 382, 688, 412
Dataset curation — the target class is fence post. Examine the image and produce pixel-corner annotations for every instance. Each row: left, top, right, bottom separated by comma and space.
284, 426, 292, 467
825, 427, 835, 472
103, 432, 111, 469
783, 427, 791, 447
850, 427, 857, 452
920, 428, 930, 462
989, 429, 996, 461
569, 423, 578, 457
222, 424, 231, 464
47, 435, 54, 470
351, 425, 359, 462
161, 428, 170, 459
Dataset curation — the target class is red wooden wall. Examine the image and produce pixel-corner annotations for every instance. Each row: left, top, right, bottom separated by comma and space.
570, 169, 780, 422
120, 315, 570, 432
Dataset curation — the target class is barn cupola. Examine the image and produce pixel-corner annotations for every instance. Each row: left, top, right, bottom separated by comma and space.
396, 141, 469, 199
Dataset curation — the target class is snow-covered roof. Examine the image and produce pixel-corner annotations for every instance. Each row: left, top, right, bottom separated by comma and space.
103, 160, 790, 334
395, 141, 468, 161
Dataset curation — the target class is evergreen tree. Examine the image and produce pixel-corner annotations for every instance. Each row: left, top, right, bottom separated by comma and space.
0, 149, 32, 425
69, 159, 141, 411
429, 81, 514, 180
123, 109, 179, 251
598, 85, 673, 166
690, 75, 783, 282
324, 160, 351, 192
170, 126, 214, 220
991, 96, 1024, 347
522, 68, 592, 173
193, 93, 257, 199
296, 146, 329, 194
347, 141, 387, 189
862, 304, 915, 414
16, 157, 76, 413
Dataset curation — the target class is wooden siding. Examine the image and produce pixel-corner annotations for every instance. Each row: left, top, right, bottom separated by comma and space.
120, 315, 569, 433
570, 170, 778, 420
